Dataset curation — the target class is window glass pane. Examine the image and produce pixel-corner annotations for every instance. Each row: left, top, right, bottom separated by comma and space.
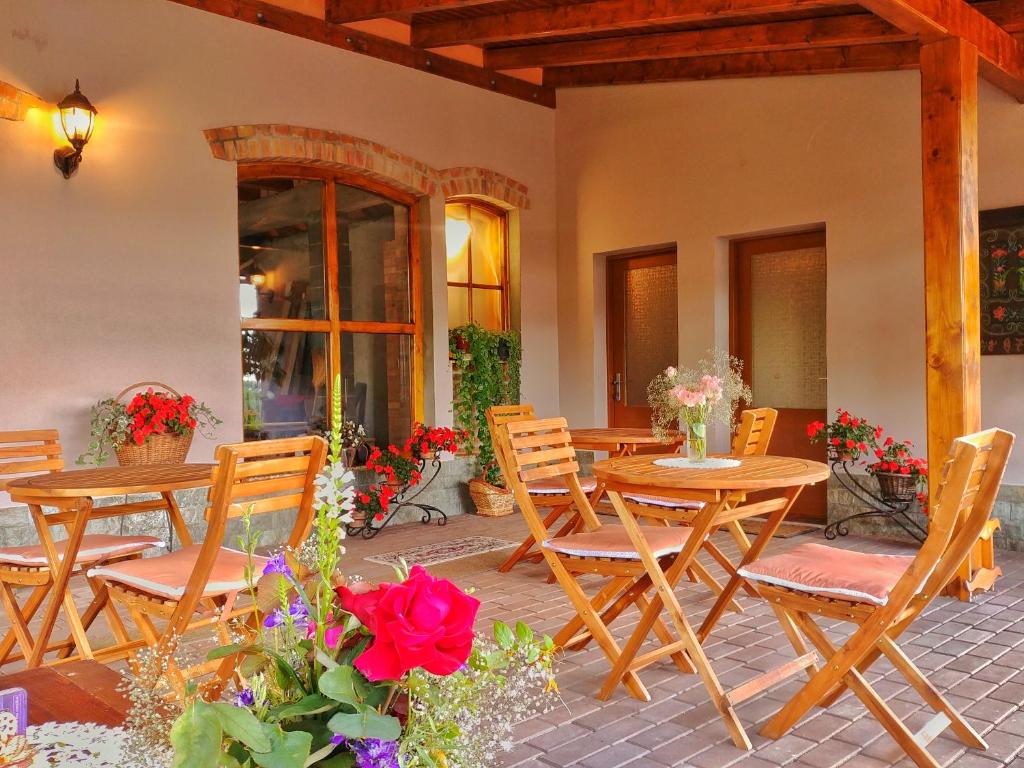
238, 179, 325, 320
341, 333, 413, 447
447, 286, 469, 328
469, 204, 505, 286
472, 288, 504, 331
338, 184, 411, 323
242, 330, 327, 440
444, 203, 471, 283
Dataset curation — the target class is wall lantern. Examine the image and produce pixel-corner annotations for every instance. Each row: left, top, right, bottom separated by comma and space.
53, 80, 97, 179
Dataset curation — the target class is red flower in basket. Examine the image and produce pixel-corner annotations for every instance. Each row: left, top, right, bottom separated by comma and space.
337, 565, 480, 681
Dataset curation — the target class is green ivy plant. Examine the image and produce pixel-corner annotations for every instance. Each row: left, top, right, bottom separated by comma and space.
449, 324, 522, 486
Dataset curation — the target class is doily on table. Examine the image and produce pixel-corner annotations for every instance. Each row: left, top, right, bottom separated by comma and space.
21, 721, 155, 767
652, 457, 741, 470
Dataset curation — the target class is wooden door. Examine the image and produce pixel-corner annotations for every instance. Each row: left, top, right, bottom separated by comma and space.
607, 249, 678, 428
731, 231, 828, 523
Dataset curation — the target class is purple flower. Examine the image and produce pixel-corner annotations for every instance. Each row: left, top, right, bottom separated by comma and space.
262, 553, 293, 578
264, 600, 309, 629
350, 738, 400, 768
232, 688, 255, 708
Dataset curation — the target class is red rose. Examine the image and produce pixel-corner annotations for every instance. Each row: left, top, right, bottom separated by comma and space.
336, 564, 480, 682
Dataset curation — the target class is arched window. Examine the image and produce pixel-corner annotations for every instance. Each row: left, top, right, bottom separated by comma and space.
445, 198, 509, 331
238, 165, 421, 447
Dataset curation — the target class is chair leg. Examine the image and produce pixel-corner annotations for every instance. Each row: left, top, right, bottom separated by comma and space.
0, 581, 38, 664
499, 502, 569, 573
555, 575, 636, 650
701, 540, 761, 599
688, 558, 744, 613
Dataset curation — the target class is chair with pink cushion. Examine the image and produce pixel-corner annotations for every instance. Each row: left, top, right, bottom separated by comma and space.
0, 430, 164, 667
743, 428, 1013, 768
91, 435, 326, 699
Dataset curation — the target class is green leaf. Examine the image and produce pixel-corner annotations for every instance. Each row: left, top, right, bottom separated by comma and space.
515, 621, 534, 644
318, 754, 355, 768
493, 620, 514, 650
209, 702, 272, 753
271, 694, 336, 720
218, 753, 243, 768
251, 727, 312, 768
207, 643, 245, 661
170, 700, 223, 768
327, 709, 402, 742
319, 665, 359, 705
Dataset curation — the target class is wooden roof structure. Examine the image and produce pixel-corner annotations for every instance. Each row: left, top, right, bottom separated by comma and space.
171, 0, 1024, 107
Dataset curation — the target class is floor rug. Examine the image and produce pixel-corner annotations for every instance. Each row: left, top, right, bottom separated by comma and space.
363, 536, 516, 567
740, 519, 820, 539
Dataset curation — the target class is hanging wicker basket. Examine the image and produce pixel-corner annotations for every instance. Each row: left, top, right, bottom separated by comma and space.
112, 381, 194, 466
874, 471, 918, 502
468, 478, 515, 517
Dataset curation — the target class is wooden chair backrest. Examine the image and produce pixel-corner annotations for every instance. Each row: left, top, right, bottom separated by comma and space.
882, 428, 1013, 621
485, 404, 536, 487
502, 418, 601, 541
731, 408, 778, 457
0, 430, 63, 491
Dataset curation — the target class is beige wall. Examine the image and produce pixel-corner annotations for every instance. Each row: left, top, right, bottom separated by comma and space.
0, 0, 558, 498
556, 72, 1024, 483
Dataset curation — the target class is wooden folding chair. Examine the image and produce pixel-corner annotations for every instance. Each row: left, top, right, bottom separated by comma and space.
0, 430, 164, 667
501, 417, 699, 702
486, 405, 599, 573
91, 435, 326, 699
744, 428, 1014, 768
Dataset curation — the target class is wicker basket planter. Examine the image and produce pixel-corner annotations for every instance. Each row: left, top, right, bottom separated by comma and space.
874, 471, 918, 502
112, 381, 194, 466
468, 478, 515, 517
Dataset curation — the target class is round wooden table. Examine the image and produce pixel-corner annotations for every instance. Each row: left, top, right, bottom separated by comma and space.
570, 427, 683, 456
5, 464, 214, 667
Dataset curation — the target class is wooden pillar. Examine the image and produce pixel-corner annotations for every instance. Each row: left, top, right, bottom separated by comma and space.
920, 37, 995, 599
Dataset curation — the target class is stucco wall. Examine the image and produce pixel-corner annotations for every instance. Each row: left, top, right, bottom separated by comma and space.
0, 0, 559, 504
555, 72, 1024, 484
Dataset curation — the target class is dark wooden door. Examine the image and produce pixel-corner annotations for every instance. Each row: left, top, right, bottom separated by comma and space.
731, 231, 828, 523
607, 249, 678, 428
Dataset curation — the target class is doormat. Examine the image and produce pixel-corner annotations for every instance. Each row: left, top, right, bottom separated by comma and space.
740, 519, 819, 539
363, 536, 516, 567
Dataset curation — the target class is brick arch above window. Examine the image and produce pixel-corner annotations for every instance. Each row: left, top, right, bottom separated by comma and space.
438, 167, 531, 210
203, 124, 437, 197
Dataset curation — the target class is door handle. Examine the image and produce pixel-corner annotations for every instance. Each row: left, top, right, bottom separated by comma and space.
612, 373, 622, 402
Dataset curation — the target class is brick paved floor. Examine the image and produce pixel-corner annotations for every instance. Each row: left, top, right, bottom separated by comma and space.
346, 514, 1024, 768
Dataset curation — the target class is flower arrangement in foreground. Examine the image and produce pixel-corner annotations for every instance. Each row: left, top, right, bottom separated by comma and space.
647, 348, 752, 461
167, 379, 556, 768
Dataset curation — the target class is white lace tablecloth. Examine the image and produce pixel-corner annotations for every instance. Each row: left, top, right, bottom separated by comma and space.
21, 721, 158, 767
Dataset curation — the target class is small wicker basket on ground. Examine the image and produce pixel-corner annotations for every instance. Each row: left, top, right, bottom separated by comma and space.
874, 471, 918, 502
112, 381, 194, 466
468, 478, 515, 517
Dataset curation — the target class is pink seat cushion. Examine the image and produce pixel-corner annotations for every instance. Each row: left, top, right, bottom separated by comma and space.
623, 493, 704, 510
543, 524, 691, 560
738, 542, 914, 606
0, 534, 164, 567
88, 545, 267, 600
528, 477, 598, 495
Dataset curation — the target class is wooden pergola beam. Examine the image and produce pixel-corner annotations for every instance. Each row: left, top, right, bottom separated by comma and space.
859, 0, 1024, 99
167, 0, 555, 107
325, 0, 500, 23
486, 13, 909, 70
411, 0, 849, 48
542, 41, 919, 87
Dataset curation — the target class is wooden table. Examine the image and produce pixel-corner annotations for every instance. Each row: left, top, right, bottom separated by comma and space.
591, 453, 830, 749
570, 427, 683, 457
0, 660, 128, 726
5, 464, 214, 667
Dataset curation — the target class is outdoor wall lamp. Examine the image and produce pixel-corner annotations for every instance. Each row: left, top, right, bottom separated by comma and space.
53, 80, 97, 179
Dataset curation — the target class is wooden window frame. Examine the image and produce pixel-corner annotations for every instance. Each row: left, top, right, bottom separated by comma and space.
238, 163, 424, 432
445, 197, 511, 330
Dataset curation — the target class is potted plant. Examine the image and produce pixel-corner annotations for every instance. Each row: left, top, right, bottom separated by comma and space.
78, 382, 220, 466
867, 436, 928, 508
806, 409, 881, 462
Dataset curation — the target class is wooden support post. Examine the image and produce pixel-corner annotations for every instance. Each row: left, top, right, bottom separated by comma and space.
920, 36, 995, 600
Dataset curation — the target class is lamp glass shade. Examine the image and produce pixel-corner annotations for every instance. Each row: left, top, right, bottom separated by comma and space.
57, 81, 97, 149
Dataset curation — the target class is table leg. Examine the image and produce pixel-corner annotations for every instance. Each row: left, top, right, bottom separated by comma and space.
163, 491, 193, 548
29, 500, 92, 667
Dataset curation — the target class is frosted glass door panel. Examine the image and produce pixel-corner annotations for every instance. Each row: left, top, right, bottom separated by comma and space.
624, 262, 678, 407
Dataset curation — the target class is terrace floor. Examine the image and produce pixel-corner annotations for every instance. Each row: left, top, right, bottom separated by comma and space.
347, 514, 1024, 768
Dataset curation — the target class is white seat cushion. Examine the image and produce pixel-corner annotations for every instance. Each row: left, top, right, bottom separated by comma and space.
543, 524, 691, 560
623, 493, 704, 510
89, 545, 267, 600
528, 477, 598, 495
0, 534, 164, 567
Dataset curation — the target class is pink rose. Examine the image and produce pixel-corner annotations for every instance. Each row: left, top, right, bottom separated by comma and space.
671, 385, 705, 408
336, 565, 480, 681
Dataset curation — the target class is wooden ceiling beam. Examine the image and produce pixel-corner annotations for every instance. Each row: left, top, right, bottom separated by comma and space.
486, 13, 909, 69
858, 0, 1024, 100
167, 0, 555, 107
411, 0, 851, 48
326, 0, 501, 24
542, 41, 920, 87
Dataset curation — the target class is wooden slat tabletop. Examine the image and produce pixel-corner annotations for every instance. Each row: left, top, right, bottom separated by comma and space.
570, 427, 682, 449
6, 463, 215, 500
593, 453, 830, 491
0, 661, 128, 726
